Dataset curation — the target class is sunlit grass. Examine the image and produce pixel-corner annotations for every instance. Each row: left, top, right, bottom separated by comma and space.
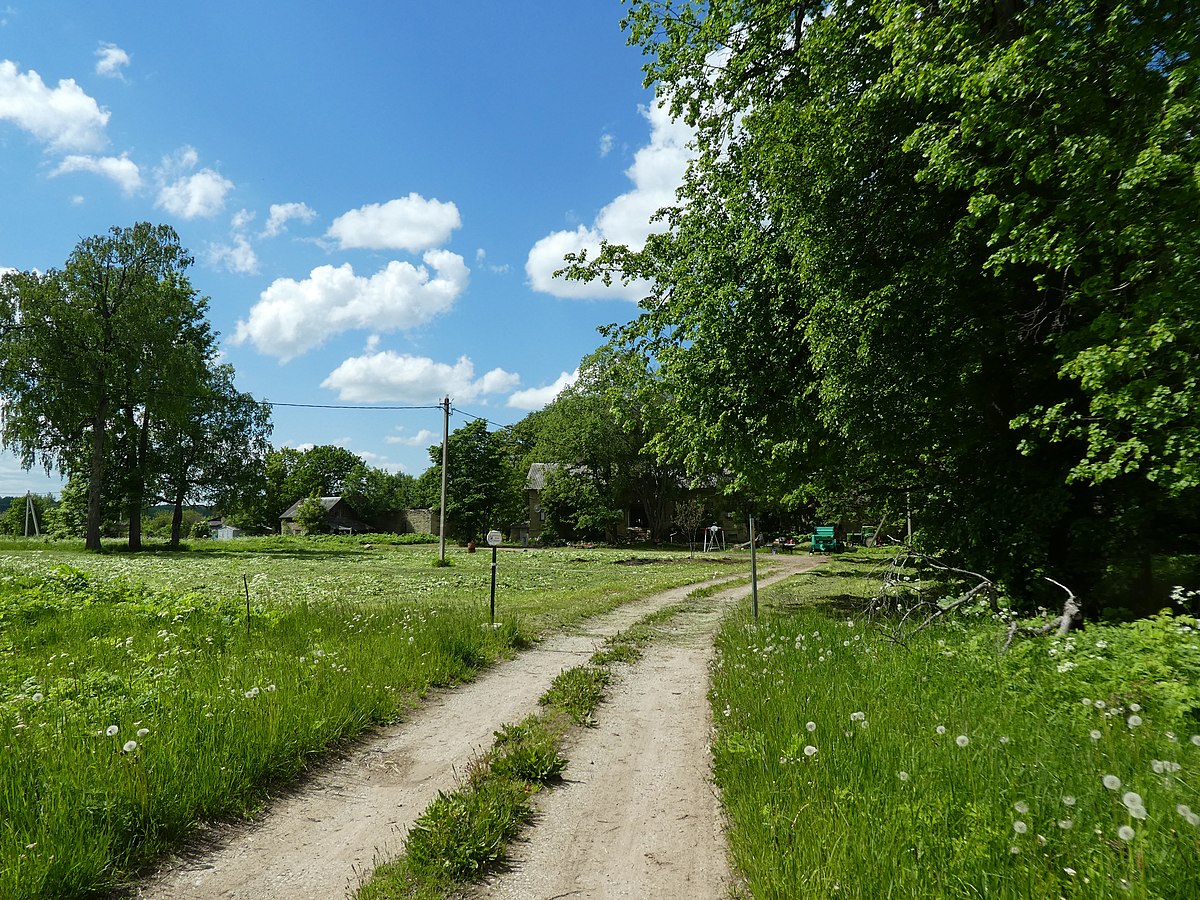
0, 541, 736, 899
710, 560, 1200, 898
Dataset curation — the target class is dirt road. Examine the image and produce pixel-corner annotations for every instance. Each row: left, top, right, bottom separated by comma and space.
135, 554, 821, 900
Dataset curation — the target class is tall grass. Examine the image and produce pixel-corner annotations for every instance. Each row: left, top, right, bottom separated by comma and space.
710, 561, 1200, 899
0, 543, 728, 898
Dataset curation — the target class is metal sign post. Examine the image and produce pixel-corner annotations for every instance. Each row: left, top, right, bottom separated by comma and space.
486, 529, 502, 625
749, 514, 758, 621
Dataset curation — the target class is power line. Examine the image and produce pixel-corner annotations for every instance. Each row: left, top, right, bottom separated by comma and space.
266, 400, 444, 411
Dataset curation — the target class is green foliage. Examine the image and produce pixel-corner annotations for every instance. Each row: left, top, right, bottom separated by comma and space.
0, 224, 264, 552
571, 0, 1200, 608
710, 562, 1200, 898
489, 716, 567, 784
425, 420, 523, 542
404, 779, 532, 881
294, 496, 328, 534
539, 665, 609, 726
539, 465, 622, 542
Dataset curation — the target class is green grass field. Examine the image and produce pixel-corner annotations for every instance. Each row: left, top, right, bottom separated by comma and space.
0, 538, 737, 899
710, 556, 1200, 899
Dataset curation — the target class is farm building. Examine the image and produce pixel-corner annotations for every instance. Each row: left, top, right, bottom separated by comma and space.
279, 496, 371, 535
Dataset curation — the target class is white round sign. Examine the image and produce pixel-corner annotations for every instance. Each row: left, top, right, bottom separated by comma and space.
486, 530, 503, 546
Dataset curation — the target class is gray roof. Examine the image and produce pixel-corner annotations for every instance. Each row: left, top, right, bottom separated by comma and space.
525, 463, 561, 491
279, 496, 343, 519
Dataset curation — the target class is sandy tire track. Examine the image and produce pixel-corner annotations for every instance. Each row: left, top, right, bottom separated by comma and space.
132, 555, 821, 900
473, 555, 823, 900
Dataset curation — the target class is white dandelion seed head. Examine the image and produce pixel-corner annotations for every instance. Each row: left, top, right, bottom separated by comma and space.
31, 692, 43, 702
1127, 715, 1143, 728
1191, 735, 1200, 746
122, 740, 137, 753
1081, 697, 1092, 706
1103, 774, 1122, 790
106, 725, 119, 737
1062, 795, 1076, 807
1129, 703, 1141, 713
1094, 699, 1106, 709
999, 735, 1011, 745
803, 744, 818, 757
956, 735, 970, 747
898, 771, 910, 782
1118, 825, 1136, 842
1058, 819, 1074, 830
1014, 801, 1029, 814
806, 721, 817, 732
1090, 729, 1103, 741
936, 725, 947, 735
1122, 791, 1144, 809
1013, 820, 1028, 834
136, 728, 149, 738
850, 711, 866, 721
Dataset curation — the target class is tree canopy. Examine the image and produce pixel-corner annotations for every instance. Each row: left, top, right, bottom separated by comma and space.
0, 223, 224, 550
566, 0, 1199, 607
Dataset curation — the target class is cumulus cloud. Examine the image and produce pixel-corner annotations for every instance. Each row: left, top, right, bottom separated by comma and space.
262, 201, 316, 238
234, 250, 469, 361
526, 99, 693, 301
51, 153, 141, 193
385, 428, 437, 447
321, 352, 519, 404
207, 234, 259, 275
0, 59, 110, 151
154, 146, 233, 219
327, 193, 461, 251
94, 43, 130, 79
507, 369, 579, 410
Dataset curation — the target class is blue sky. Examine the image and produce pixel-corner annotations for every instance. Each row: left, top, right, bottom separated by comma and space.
0, 1, 693, 496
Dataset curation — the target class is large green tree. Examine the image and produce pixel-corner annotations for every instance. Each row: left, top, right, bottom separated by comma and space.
424, 419, 524, 541
569, 1, 1199, 607
154, 363, 274, 546
0, 224, 216, 550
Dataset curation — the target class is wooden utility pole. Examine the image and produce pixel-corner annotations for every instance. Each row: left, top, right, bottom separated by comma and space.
438, 396, 450, 563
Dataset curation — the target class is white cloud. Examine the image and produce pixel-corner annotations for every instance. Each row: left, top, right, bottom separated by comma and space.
154, 146, 234, 219
231, 208, 255, 230
234, 250, 469, 361
0, 59, 109, 151
507, 370, 579, 410
262, 201, 316, 238
207, 234, 259, 275
327, 193, 461, 251
157, 169, 233, 219
526, 98, 693, 301
385, 428, 436, 447
94, 43, 130, 79
321, 352, 519, 404
51, 153, 141, 193
599, 132, 614, 157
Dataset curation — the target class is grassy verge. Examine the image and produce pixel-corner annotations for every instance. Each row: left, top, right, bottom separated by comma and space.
0, 543, 733, 899
356, 596, 699, 899
710, 555, 1200, 898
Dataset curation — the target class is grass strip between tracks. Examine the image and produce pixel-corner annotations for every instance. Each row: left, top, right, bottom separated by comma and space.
353, 588, 718, 900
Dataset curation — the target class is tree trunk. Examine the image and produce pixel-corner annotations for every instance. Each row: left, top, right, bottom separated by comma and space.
125, 406, 153, 551
169, 477, 187, 547
85, 402, 108, 552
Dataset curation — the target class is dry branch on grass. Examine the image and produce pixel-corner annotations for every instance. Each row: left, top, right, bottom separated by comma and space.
872, 551, 1079, 649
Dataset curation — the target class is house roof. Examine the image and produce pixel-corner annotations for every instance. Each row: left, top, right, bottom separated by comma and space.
525, 463, 561, 491
279, 496, 344, 520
